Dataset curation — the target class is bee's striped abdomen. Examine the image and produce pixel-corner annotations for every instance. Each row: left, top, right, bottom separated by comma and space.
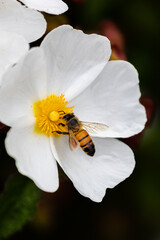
75, 129, 95, 156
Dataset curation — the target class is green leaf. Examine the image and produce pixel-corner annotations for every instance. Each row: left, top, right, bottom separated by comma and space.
0, 173, 41, 239
82, 0, 112, 27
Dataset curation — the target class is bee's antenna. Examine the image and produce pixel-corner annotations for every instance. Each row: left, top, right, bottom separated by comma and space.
58, 110, 66, 115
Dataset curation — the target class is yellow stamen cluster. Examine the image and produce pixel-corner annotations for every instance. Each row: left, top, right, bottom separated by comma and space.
33, 94, 74, 136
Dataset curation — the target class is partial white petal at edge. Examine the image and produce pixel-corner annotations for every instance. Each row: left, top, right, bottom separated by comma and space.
5, 122, 59, 192
0, 0, 46, 43
52, 135, 135, 202
0, 31, 29, 85
20, 0, 68, 15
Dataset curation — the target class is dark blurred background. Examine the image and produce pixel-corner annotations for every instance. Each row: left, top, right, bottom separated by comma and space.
0, 0, 160, 239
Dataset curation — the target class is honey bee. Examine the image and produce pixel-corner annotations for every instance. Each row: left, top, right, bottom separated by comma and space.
55, 112, 109, 157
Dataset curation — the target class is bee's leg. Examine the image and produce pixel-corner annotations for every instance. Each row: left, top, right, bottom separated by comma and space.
57, 122, 67, 132
58, 123, 65, 127
58, 110, 66, 115
53, 131, 69, 135
58, 111, 66, 120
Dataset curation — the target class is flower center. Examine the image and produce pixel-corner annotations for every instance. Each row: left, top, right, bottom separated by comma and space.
33, 94, 74, 136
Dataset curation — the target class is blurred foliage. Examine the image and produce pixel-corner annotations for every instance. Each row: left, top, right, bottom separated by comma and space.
0, 174, 40, 239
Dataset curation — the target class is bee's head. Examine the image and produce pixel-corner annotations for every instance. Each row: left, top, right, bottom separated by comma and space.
69, 118, 80, 131
63, 113, 74, 121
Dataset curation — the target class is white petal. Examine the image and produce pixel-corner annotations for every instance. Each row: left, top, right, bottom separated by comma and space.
5, 120, 59, 192
52, 135, 135, 202
20, 0, 68, 15
41, 25, 111, 100
0, 31, 29, 84
71, 60, 147, 138
0, 0, 46, 43
0, 48, 47, 126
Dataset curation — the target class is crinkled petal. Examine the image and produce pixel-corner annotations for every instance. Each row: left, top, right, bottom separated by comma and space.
0, 48, 47, 126
5, 119, 59, 192
70, 60, 147, 138
52, 135, 135, 202
0, 31, 29, 84
41, 25, 111, 100
20, 0, 68, 15
0, 0, 46, 43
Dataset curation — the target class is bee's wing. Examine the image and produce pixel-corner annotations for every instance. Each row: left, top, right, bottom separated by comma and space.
81, 121, 109, 134
68, 129, 80, 151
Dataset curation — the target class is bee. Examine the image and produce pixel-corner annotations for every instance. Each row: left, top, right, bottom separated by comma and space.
55, 112, 109, 157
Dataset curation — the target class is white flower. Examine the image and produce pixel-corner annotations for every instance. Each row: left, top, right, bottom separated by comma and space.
0, 0, 46, 43
0, 31, 29, 84
19, 0, 68, 15
0, 25, 146, 202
